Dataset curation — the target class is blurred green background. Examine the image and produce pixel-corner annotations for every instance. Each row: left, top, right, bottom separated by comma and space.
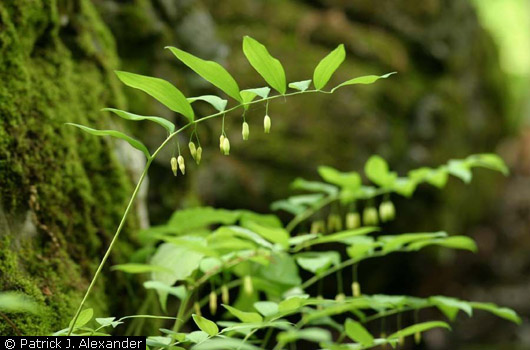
0, 0, 529, 347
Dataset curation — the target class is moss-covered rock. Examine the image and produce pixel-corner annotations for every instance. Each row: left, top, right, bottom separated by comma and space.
0, 0, 138, 335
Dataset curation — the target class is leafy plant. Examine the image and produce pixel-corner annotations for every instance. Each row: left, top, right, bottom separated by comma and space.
55, 36, 520, 348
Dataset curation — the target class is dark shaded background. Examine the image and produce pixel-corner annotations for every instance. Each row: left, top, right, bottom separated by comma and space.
1, 0, 529, 347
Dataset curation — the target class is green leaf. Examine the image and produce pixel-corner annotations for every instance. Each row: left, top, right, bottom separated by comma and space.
407, 236, 477, 253
470, 302, 522, 324
277, 328, 331, 345
278, 296, 306, 313
223, 304, 263, 323
243, 36, 286, 94
66, 123, 150, 158
188, 95, 228, 112
331, 72, 396, 92
111, 263, 170, 274
318, 166, 362, 189
296, 251, 340, 275
309, 227, 378, 246
313, 44, 346, 90
166, 46, 242, 102
346, 237, 377, 261
95, 317, 122, 328
447, 160, 472, 183
240, 87, 271, 110
467, 153, 509, 175
0, 292, 41, 314
254, 301, 279, 317
186, 331, 209, 344
291, 178, 339, 195
242, 220, 289, 247
364, 155, 396, 187
102, 108, 175, 134
115, 70, 194, 121
344, 318, 374, 346
288, 80, 312, 91
192, 314, 219, 336
150, 243, 204, 304
380, 232, 448, 254
387, 321, 451, 340
192, 338, 261, 350
167, 207, 241, 233
70, 308, 93, 330
430, 296, 472, 321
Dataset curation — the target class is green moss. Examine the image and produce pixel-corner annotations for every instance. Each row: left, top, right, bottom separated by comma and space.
0, 0, 137, 335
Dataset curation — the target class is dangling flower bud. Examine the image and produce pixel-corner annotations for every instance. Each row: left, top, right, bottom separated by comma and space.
363, 207, 378, 226
209, 291, 217, 315
223, 137, 230, 156
170, 157, 178, 176
335, 293, 345, 302
414, 331, 421, 344
188, 142, 197, 160
352, 281, 361, 297
399, 336, 405, 346
195, 147, 202, 165
219, 135, 225, 152
316, 295, 324, 310
379, 200, 395, 222
346, 212, 360, 229
194, 302, 201, 316
263, 115, 271, 133
221, 284, 229, 305
242, 121, 249, 140
243, 275, 253, 295
310, 221, 321, 234
177, 155, 185, 175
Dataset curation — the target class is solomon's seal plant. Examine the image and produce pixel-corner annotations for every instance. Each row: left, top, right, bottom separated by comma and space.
58, 36, 520, 349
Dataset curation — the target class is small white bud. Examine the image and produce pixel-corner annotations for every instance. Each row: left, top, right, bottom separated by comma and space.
177, 155, 185, 175
363, 207, 379, 226
195, 146, 202, 165
263, 115, 271, 133
209, 291, 217, 315
346, 212, 360, 229
243, 275, 253, 295
335, 293, 345, 302
352, 281, 361, 297
194, 302, 201, 316
219, 135, 225, 152
223, 137, 230, 155
242, 121, 249, 140
170, 157, 178, 176
188, 142, 197, 160
221, 284, 229, 304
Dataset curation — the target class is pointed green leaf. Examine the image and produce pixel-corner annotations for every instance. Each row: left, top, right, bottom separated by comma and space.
430, 296, 472, 321
467, 153, 509, 175
254, 301, 279, 317
448, 160, 472, 183
470, 302, 522, 324
192, 314, 219, 336
318, 166, 361, 189
277, 328, 331, 345
407, 236, 477, 253
70, 308, 93, 330
115, 71, 194, 121
166, 46, 242, 102
111, 264, 170, 274
288, 80, 312, 91
102, 108, 175, 133
345, 318, 374, 346
187, 95, 228, 112
223, 304, 263, 323
313, 44, 346, 90
66, 123, 150, 158
365, 155, 396, 187
243, 36, 286, 94
331, 72, 396, 92
387, 321, 451, 340
240, 87, 272, 110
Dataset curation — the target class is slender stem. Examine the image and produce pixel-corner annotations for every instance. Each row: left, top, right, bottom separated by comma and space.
67, 159, 152, 335
261, 327, 274, 349
173, 290, 192, 332
1, 312, 22, 336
